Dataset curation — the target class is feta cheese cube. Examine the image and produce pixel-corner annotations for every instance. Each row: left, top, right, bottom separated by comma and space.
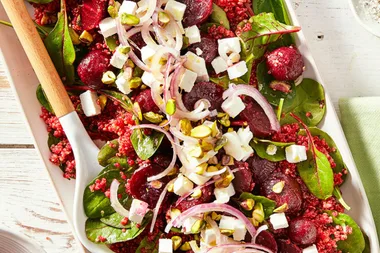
233, 221, 247, 241
141, 71, 156, 87
237, 127, 253, 146
196, 48, 203, 56
79, 91, 101, 117
119, 1, 138, 15
165, 20, 185, 37
115, 76, 132, 94
203, 228, 217, 245
177, 21, 185, 34
227, 61, 248, 79
211, 56, 228, 74
179, 69, 197, 92
174, 174, 194, 196
141, 46, 156, 63
184, 52, 209, 82
266, 144, 278, 155
221, 95, 245, 118
182, 216, 202, 234
214, 183, 235, 204
129, 199, 149, 224
240, 145, 254, 161
185, 25, 201, 44
110, 49, 129, 69
99, 17, 117, 38
223, 131, 254, 161
218, 215, 237, 230
186, 172, 211, 185
218, 37, 241, 57
159, 239, 173, 253
303, 244, 318, 253
269, 213, 289, 230
285, 145, 307, 163
165, 0, 187, 21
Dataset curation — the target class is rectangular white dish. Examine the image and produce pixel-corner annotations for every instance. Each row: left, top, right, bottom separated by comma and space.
0, 0, 378, 252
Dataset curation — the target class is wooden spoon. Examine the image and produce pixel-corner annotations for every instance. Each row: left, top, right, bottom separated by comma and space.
1, 0, 111, 252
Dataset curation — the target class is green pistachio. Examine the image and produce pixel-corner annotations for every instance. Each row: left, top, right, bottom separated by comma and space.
118, 45, 131, 55
166, 99, 176, 116
108, 5, 118, 18
171, 236, 182, 251
190, 125, 212, 138
133, 102, 143, 121
98, 95, 108, 111
214, 136, 228, 151
273, 203, 288, 213
79, 30, 93, 44
143, 112, 164, 123
158, 11, 170, 26
272, 181, 285, 194
120, 13, 140, 26
129, 77, 142, 89
101, 71, 116, 85
191, 220, 205, 234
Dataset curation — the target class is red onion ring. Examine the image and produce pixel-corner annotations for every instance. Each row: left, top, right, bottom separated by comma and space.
110, 179, 130, 217
253, 225, 269, 243
207, 244, 273, 253
136, 0, 157, 24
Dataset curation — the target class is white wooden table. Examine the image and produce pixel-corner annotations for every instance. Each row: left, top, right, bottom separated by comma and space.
0, 0, 379, 252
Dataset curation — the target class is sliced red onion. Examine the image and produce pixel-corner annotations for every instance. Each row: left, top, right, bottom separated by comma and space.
161, 10, 183, 51
136, 0, 157, 24
125, 26, 142, 38
141, 19, 160, 50
169, 126, 198, 144
189, 241, 202, 253
205, 216, 223, 245
130, 124, 176, 181
174, 104, 211, 121
151, 81, 166, 113
150, 179, 175, 233
129, 49, 151, 72
116, 17, 129, 46
170, 66, 189, 112
223, 84, 280, 132
165, 203, 256, 240
151, 46, 180, 80
207, 244, 273, 253
110, 179, 130, 217
253, 225, 269, 244
202, 166, 227, 177
163, 56, 174, 103
194, 99, 211, 110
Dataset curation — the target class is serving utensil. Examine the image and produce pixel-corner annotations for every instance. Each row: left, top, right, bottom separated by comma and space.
1, 0, 111, 252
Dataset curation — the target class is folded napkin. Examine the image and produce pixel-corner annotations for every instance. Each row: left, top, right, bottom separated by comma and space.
339, 97, 380, 236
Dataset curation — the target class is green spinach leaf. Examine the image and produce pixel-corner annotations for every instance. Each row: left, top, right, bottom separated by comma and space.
250, 138, 293, 162
98, 139, 119, 167
333, 187, 351, 211
281, 78, 326, 127
100, 212, 132, 229
210, 4, 230, 30
210, 75, 247, 89
136, 233, 161, 253
47, 133, 61, 150
100, 90, 134, 114
36, 84, 54, 113
239, 192, 276, 218
85, 212, 152, 244
27, 0, 54, 3
44, 0, 75, 85
130, 130, 165, 160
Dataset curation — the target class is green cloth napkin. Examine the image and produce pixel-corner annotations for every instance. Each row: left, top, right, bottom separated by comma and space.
339, 97, 380, 236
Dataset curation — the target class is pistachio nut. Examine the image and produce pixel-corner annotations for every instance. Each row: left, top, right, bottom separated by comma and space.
171, 236, 182, 251
191, 125, 212, 138
143, 112, 164, 123
272, 181, 285, 194
120, 13, 140, 26
102, 71, 116, 85
166, 99, 176, 116
79, 30, 93, 44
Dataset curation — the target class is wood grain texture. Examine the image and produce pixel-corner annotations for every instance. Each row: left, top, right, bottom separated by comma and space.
0, 0, 379, 252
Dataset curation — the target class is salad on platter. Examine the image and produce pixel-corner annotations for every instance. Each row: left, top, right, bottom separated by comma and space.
6, 0, 369, 252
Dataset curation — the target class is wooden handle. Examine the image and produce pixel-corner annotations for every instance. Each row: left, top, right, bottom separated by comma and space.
1, 0, 75, 118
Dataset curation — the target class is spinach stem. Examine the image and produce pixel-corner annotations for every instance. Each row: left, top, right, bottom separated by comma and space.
276, 98, 285, 121
0, 20, 12, 28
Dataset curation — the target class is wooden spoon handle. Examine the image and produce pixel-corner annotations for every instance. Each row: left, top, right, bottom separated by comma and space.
1, 0, 75, 118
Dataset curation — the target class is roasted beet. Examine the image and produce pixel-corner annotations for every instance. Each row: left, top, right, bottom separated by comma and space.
182, 82, 224, 111
239, 97, 274, 138
176, 184, 214, 212
134, 89, 160, 113
232, 162, 254, 193
277, 239, 302, 253
260, 172, 303, 215
81, 0, 108, 31
77, 50, 111, 89
129, 33, 146, 58
288, 218, 317, 245
256, 231, 278, 253
266, 46, 305, 81
188, 36, 218, 64
248, 156, 277, 185
178, 0, 213, 27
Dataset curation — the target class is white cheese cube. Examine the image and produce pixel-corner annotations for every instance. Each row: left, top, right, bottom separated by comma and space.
223, 131, 253, 161
186, 172, 211, 185
99, 17, 117, 38
184, 52, 209, 82
119, 1, 138, 15
165, 0, 187, 21
159, 239, 173, 253
115, 76, 132, 94
233, 221, 247, 241
129, 199, 149, 224
303, 244, 318, 253
185, 25, 201, 44
177, 21, 185, 34
182, 216, 201, 234
227, 61, 248, 79
179, 69, 197, 92
110, 49, 129, 69
266, 144, 278, 155
141, 71, 156, 87
285, 145, 307, 163
165, 20, 185, 37
196, 48, 203, 56
218, 37, 241, 57
218, 215, 237, 230
214, 183, 235, 204
269, 213, 289, 230
211, 56, 228, 74
203, 228, 216, 245
240, 145, 254, 161
221, 95, 245, 118
174, 174, 194, 196
80, 91, 101, 117
141, 46, 156, 63
237, 127, 253, 146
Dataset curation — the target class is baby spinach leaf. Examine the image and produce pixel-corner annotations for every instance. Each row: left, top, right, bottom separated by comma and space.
130, 130, 165, 160
362, 231, 371, 253
281, 78, 326, 127
239, 192, 276, 218
100, 90, 134, 114
250, 138, 293, 162
210, 3, 230, 30
44, 0, 75, 85
47, 133, 61, 150
100, 211, 132, 229
333, 187, 351, 211
326, 212, 365, 253
136, 233, 161, 253
85, 212, 152, 244
27, 0, 54, 3
36, 84, 54, 113
98, 139, 119, 167
210, 75, 247, 89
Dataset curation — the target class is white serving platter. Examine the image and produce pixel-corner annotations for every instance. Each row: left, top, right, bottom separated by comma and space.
0, 0, 379, 252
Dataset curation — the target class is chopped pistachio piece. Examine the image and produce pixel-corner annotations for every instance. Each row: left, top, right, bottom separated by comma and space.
188, 145, 203, 158
98, 95, 108, 110
150, 180, 163, 189
129, 77, 142, 89
273, 203, 288, 213
170, 208, 181, 220
214, 136, 228, 151
166, 99, 176, 116
220, 229, 234, 236
118, 45, 131, 54
143, 111, 163, 123
191, 220, 204, 234
79, 30, 93, 44
179, 119, 192, 135
158, 11, 170, 26
167, 182, 174, 192
126, 59, 135, 68
207, 166, 218, 173
133, 102, 143, 121
172, 236, 182, 251
211, 212, 221, 221
195, 163, 208, 175
266, 144, 278, 155
120, 13, 140, 26
101, 71, 116, 84
191, 125, 212, 138
272, 181, 285, 194
252, 203, 265, 223
208, 156, 218, 165
180, 242, 191, 251
240, 198, 255, 211
108, 5, 118, 18
201, 139, 214, 151
69, 28, 81, 45
191, 189, 202, 199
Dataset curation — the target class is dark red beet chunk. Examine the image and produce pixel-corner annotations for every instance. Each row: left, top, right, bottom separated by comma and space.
240, 97, 274, 138
77, 50, 111, 89
288, 218, 317, 245
130, 33, 146, 58
232, 162, 254, 193
260, 172, 303, 215
134, 89, 160, 113
81, 0, 108, 31
277, 239, 302, 253
178, 0, 213, 27
188, 36, 218, 64
266, 46, 305, 81
248, 155, 277, 185
256, 231, 278, 253
176, 184, 214, 212
182, 82, 224, 111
